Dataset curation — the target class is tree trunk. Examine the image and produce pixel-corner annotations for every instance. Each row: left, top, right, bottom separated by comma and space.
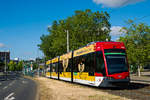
138, 65, 141, 77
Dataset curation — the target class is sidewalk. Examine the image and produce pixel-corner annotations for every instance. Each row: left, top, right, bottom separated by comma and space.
130, 72, 150, 84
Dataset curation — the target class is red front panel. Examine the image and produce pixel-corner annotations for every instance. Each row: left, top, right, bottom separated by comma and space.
108, 72, 129, 79
95, 42, 125, 51
94, 42, 129, 78
95, 72, 103, 76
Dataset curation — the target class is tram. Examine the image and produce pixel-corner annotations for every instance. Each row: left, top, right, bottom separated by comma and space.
46, 42, 130, 87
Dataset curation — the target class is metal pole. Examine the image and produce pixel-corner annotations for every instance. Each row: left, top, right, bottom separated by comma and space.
4, 51, 7, 80
38, 59, 39, 77
44, 56, 46, 77
5, 52, 7, 73
67, 30, 69, 53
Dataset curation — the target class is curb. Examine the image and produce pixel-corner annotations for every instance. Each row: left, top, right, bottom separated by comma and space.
131, 80, 150, 85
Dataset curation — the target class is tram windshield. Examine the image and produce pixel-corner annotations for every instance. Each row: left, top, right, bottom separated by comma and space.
105, 55, 128, 75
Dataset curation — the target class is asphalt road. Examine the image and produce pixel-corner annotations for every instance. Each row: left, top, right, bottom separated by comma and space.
0, 73, 37, 100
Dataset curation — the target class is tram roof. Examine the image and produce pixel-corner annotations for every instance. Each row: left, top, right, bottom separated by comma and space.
46, 41, 125, 63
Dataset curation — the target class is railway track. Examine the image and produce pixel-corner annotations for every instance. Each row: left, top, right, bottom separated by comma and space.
99, 82, 150, 100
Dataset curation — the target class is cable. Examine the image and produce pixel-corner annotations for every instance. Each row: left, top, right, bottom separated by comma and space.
134, 14, 150, 22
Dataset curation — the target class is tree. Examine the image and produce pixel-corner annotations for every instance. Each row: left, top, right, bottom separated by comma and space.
16, 61, 23, 71
33, 62, 38, 70
38, 9, 111, 59
119, 20, 150, 76
8, 61, 17, 71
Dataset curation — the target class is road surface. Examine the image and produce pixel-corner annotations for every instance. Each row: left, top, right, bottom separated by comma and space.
0, 72, 37, 100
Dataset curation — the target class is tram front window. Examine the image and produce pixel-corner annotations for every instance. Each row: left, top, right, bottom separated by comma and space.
105, 55, 128, 75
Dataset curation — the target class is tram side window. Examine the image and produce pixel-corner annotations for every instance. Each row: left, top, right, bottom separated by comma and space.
52, 63, 55, 72
96, 51, 106, 75
48, 65, 50, 72
55, 62, 58, 73
83, 53, 96, 72
59, 61, 63, 72
66, 59, 71, 72
84, 54, 90, 72
76, 55, 87, 72
90, 53, 96, 72
73, 57, 79, 72
47, 65, 50, 72
50, 64, 52, 72
51, 63, 58, 73
73, 53, 96, 72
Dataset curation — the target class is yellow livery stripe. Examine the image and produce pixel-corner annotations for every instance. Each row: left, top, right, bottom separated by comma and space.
60, 52, 72, 61
46, 60, 51, 65
74, 43, 95, 57
46, 72, 50, 76
51, 72, 58, 77
59, 72, 71, 78
52, 57, 59, 63
73, 72, 95, 82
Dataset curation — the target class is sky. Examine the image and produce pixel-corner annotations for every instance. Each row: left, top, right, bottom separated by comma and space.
0, 0, 150, 60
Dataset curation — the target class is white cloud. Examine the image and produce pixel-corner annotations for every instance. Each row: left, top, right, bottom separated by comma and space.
0, 43, 5, 48
93, 0, 144, 8
110, 26, 126, 36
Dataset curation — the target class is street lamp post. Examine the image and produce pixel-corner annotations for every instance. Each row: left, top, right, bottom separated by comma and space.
65, 30, 69, 53
4, 51, 7, 73
4, 51, 8, 80
37, 59, 39, 77
44, 56, 46, 77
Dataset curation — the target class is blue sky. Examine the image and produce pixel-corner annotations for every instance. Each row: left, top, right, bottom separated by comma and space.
0, 0, 150, 60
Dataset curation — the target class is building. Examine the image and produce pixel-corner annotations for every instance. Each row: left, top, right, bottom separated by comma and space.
0, 51, 10, 71
0, 51, 10, 63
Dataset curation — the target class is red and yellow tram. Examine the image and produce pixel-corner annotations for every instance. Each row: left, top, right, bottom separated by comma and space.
46, 42, 130, 87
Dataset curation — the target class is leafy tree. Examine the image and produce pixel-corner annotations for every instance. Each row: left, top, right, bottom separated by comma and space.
119, 20, 150, 75
16, 61, 23, 71
38, 9, 111, 59
8, 61, 17, 71
33, 62, 38, 70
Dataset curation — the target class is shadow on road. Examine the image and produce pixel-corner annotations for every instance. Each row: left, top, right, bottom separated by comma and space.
144, 75, 150, 77
49, 77, 150, 91
97, 83, 150, 100
126, 82, 150, 90
96, 82, 150, 90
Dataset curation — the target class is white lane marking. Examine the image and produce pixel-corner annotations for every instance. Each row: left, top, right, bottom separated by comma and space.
3, 81, 16, 90
9, 83, 13, 86
5, 93, 14, 98
3, 86, 8, 90
9, 81, 15, 86
22, 80, 27, 84
4, 92, 15, 100
7, 97, 15, 100
0, 82, 2, 85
